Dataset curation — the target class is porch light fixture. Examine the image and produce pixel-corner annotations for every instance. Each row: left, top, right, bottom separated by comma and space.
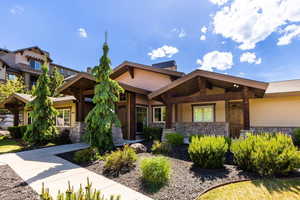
233, 84, 239, 88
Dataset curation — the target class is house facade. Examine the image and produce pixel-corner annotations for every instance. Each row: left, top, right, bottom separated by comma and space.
0, 46, 79, 89
1, 60, 300, 140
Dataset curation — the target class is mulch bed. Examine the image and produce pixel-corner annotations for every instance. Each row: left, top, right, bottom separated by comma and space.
0, 165, 39, 200
58, 142, 262, 200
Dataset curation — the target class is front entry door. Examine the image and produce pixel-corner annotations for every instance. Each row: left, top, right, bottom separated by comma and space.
117, 105, 128, 139
228, 102, 244, 138
136, 106, 148, 133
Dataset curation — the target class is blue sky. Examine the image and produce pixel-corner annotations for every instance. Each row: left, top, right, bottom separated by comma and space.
1, 0, 300, 82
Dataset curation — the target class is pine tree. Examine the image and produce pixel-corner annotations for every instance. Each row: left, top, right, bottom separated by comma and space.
49, 67, 64, 97
85, 40, 124, 153
24, 63, 58, 145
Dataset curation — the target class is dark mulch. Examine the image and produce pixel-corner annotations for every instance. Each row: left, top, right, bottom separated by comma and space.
0, 165, 39, 200
58, 141, 300, 200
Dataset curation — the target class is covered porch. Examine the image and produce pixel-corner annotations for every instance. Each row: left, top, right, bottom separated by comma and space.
148, 70, 268, 138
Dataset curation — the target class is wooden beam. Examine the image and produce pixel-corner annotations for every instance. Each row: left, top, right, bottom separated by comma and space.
197, 77, 207, 95
166, 103, 173, 129
129, 92, 136, 140
243, 87, 250, 130
127, 66, 134, 79
170, 91, 255, 104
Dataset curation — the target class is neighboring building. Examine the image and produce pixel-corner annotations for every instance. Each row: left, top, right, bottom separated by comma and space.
2, 60, 300, 141
0, 46, 79, 89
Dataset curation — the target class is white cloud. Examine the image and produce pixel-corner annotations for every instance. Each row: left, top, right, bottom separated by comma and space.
210, 0, 228, 6
212, 0, 300, 50
172, 28, 187, 38
200, 35, 206, 40
277, 24, 300, 45
201, 26, 208, 33
10, 6, 24, 15
78, 28, 88, 38
148, 45, 179, 60
240, 52, 262, 64
197, 51, 233, 71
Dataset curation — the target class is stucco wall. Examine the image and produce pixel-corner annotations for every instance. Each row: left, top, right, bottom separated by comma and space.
178, 101, 226, 123
23, 101, 76, 127
250, 96, 300, 127
115, 68, 172, 91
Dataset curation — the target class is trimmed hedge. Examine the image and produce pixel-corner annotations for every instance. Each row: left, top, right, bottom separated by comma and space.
8, 125, 28, 139
165, 133, 184, 146
188, 136, 228, 168
231, 133, 300, 176
143, 126, 162, 141
292, 128, 300, 146
73, 147, 101, 163
151, 140, 172, 155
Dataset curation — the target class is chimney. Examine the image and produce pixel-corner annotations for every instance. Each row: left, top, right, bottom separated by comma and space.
87, 67, 92, 74
152, 60, 177, 71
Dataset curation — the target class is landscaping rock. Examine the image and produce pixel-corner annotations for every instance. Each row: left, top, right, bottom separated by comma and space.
130, 143, 147, 153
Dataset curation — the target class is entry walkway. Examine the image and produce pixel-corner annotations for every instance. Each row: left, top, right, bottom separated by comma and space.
0, 143, 152, 200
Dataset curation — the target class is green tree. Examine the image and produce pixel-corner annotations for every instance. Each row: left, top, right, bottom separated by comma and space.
49, 67, 64, 97
0, 77, 26, 102
24, 63, 58, 145
85, 40, 124, 153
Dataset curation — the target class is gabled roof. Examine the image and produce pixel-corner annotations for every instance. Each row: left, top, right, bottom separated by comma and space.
265, 79, 300, 96
110, 61, 184, 79
0, 93, 76, 109
13, 46, 49, 55
149, 69, 269, 99
59, 72, 151, 96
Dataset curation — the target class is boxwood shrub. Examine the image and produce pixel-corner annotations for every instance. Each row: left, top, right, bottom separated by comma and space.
165, 133, 184, 146
188, 136, 228, 168
73, 147, 101, 164
292, 128, 300, 147
231, 133, 300, 176
151, 140, 172, 155
140, 156, 171, 186
143, 126, 162, 141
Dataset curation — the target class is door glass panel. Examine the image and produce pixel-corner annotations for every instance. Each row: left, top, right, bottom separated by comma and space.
136, 106, 148, 132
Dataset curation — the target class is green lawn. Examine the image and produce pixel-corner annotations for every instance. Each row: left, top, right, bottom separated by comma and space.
0, 138, 24, 154
198, 178, 300, 200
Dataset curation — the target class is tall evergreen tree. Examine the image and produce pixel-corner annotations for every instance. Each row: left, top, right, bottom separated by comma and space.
85, 39, 124, 153
24, 63, 58, 145
49, 67, 64, 97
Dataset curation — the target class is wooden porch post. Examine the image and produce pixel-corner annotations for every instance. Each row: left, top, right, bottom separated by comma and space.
129, 92, 136, 140
166, 103, 173, 129
243, 87, 250, 130
78, 89, 84, 122
13, 110, 19, 126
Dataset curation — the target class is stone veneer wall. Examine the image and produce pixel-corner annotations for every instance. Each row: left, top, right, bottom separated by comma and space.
69, 122, 86, 143
174, 122, 229, 138
249, 127, 299, 136
148, 122, 165, 129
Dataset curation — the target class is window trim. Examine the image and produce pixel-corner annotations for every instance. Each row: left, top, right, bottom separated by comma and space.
152, 105, 166, 123
192, 103, 216, 122
56, 108, 72, 127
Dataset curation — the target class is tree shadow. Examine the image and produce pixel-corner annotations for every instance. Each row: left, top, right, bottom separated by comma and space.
189, 164, 231, 182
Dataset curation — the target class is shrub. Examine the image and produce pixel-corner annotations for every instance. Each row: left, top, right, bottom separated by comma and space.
73, 147, 101, 163
165, 133, 184, 146
8, 125, 28, 139
52, 129, 72, 145
151, 140, 172, 154
140, 156, 171, 186
231, 133, 300, 176
143, 126, 162, 141
292, 128, 300, 146
103, 145, 137, 176
40, 178, 120, 200
188, 134, 203, 143
188, 136, 228, 168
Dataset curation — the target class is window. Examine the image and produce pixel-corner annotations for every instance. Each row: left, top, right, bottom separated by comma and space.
8, 74, 16, 80
56, 109, 71, 127
193, 104, 215, 122
29, 60, 41, 70
152, 106, 166, 123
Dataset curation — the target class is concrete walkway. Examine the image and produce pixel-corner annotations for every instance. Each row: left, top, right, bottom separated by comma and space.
0, 143, 152, 200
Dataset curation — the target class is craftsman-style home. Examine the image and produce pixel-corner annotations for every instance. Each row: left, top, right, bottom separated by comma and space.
1, 60, 300, 141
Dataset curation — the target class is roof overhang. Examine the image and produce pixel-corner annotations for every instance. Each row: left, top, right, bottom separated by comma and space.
149, 69, 269, 100
59, 72, 151, 96
110, 61, 185, 80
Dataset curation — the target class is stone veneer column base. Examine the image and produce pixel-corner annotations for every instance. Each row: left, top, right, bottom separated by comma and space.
162, 128, 176, 142
70, 122, 86, 143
